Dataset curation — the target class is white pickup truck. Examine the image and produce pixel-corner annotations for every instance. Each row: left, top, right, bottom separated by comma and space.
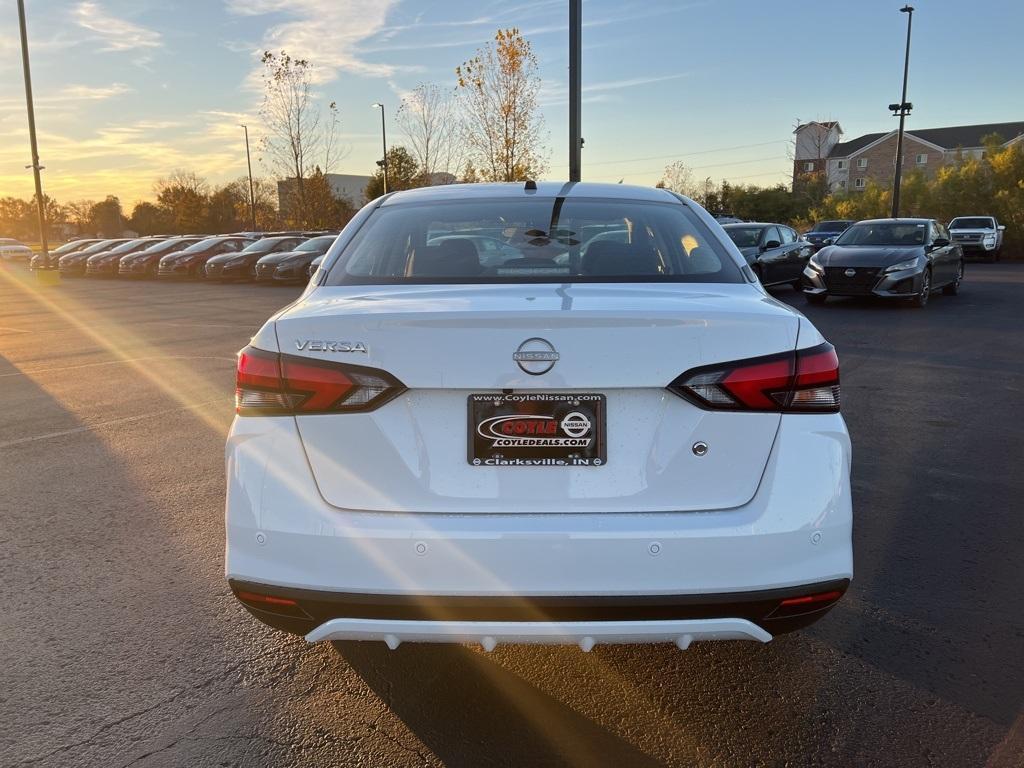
948, 216, 1005, 261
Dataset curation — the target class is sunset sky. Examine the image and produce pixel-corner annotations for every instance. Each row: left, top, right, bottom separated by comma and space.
1, 0, 1022, 208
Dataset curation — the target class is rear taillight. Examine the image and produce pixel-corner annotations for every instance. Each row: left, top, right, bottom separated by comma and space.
669, 342, 840, 413
235, 345, 405, 416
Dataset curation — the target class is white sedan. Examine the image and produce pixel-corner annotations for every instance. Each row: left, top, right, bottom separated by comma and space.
225, 182, 852, 651
0, 238, 33, 262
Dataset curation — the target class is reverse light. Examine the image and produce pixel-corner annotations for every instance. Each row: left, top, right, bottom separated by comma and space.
235, 345, 406, 416
669, 343, 840, 413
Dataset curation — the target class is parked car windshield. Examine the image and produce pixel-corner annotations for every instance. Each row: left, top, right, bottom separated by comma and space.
295, 236, 336, 253
811, 220, 852, 232
180, 237, 233, 254
76, 239, 125, 255
835, 221, 927, 246
326, 198, 743, 285
105, 238, 160, 255
140, 237, 199, 254
949, 217, 993, 229
242, 236, 298, 255
722, 226, 765, 248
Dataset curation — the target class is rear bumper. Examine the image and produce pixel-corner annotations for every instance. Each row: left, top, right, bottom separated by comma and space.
230, 577, 848, 644
225, 412, 853, 645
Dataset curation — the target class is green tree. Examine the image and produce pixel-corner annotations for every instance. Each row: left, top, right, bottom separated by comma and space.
206, 183, 247, 233
129, 202, 169, 235
89, 196, 124, 237
155, 170, 209, 234
364, 146, 424, 201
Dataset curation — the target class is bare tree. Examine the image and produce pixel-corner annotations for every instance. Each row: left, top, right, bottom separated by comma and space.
64, 199, 96, 235
455, 28, 547, 181
258, 51, 342, 217
656, 160, 700, 198
396, 83, 463, 184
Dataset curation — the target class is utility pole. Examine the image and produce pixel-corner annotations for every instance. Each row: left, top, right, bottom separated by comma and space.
890, 5, 914, 218
240, 124, 257, 231
373, 103, 389, 193
568, 0, 582, 182
17, 0, 49, 265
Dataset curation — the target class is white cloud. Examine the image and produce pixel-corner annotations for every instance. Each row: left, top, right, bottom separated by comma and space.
58, 83, 133, 100
74, 2, 162, 52
225, 0, 401, 83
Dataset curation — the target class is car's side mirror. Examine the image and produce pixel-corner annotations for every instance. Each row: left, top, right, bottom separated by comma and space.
998, 225, 1006, 231
762, 240, 781, 250
822, 238, 834, 247
931, 237, 950, 249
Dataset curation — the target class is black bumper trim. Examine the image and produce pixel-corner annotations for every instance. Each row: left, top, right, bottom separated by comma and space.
228, 578, 850, 636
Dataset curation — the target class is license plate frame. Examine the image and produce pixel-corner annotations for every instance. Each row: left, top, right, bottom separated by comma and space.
467, 392, 606, 467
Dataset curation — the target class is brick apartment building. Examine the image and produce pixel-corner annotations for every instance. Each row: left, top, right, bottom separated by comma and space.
793, 120, 1024, 192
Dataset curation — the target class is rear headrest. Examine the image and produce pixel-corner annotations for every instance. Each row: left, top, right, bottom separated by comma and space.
685, 247, 720, 274
406, 239, 482, 277
582, 241, 662, 276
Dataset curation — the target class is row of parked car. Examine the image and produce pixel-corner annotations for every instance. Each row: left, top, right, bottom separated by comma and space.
1, 231, 340, 283
720, 214, 1000, 307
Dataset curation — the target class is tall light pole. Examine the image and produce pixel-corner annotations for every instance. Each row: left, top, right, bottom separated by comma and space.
372, 103, 388, 193
240, 124, 257, 231
568, 0, 582, 182
890, 5, 914, 219
17, 0, 49, 265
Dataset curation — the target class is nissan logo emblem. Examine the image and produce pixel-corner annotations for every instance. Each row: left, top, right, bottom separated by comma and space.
844, 268, 857, 277
513, 337, 559, 375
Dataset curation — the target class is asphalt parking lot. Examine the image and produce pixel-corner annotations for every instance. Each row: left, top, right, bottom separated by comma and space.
2, 265, 1022, 768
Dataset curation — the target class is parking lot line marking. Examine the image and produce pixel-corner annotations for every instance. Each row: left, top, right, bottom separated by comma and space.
0, 398, 229, 449
0, 354, 236, 378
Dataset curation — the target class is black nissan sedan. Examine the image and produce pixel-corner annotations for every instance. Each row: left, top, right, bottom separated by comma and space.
802, 218, 964, 308
85, 237, 167, 276
204, 235, 306, 281
118, 235, 207, 277
157, 235, 255, 278
58, 239, 130, 276
721, 222, 813, 289
254, 234, 337, 282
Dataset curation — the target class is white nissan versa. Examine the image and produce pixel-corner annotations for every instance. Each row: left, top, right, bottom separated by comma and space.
225, 182, 852, 651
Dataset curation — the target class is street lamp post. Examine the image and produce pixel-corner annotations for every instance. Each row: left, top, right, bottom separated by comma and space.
373, 103, 388, 194
16, 0, 49, 266
890, 5, 915, 219
240, 124, 257, 232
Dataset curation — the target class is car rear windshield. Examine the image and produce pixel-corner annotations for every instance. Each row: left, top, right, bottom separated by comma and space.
949, 217, 993, 229
722, 226, 764, 248
812, 221, 852, 232
835, 222, 927, 246
325, 198, 743, 285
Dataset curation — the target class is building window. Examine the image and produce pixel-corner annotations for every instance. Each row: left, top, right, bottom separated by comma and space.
837, 160, 847, 170
916, 153, 928, 164
854, 178, 865, 189
803, 162, 815, 172
857, 158, 868, 169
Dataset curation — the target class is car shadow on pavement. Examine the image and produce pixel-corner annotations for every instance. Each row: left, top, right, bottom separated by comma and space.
334, 641, 667, 767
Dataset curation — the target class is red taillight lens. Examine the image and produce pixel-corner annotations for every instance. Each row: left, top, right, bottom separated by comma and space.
767, 589, 845, 619
669, 342, 840, 413
235, 345, 405, 416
